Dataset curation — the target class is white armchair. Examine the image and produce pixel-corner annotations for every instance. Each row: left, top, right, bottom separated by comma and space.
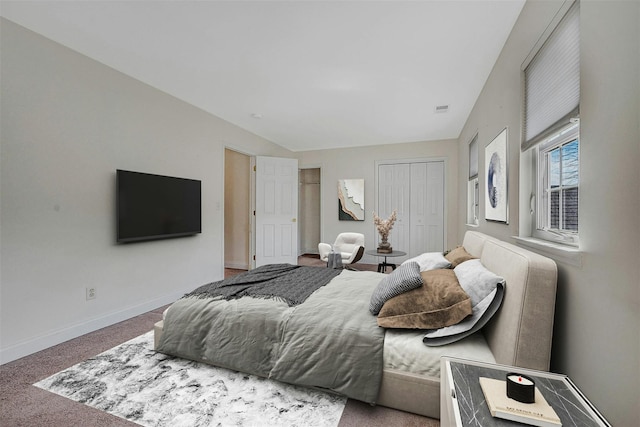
318, 233, 365, 267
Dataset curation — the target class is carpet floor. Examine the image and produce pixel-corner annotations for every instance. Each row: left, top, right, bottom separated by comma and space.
1, 258, 439, 427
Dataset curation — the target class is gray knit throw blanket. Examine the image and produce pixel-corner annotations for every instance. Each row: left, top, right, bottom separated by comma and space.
185, 264, 342, 306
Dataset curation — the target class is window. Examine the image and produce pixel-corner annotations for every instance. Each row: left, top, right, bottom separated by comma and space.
536, 123, 579, 244
523, 1, 580, 246
467, 134, 479, 225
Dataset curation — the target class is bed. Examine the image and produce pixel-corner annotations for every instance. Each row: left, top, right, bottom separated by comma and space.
154, 231, 557, 419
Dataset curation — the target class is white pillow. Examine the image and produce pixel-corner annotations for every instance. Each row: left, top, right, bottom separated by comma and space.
401, 252, 451, 272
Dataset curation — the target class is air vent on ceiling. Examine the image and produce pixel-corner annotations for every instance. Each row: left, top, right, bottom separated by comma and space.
434, 105, 449, 113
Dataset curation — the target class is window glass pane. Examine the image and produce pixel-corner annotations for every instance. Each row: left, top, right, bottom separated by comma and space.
550, 191, 560, 228
474, 180, 479, 220
549, 148, 561, 188
562, 139, 579, 186
563, 187, 579, 231
467, 177, 479, 225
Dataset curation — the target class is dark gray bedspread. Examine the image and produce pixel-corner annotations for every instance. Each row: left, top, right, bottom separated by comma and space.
156, 269, 386, 404
185, 263, 341, 306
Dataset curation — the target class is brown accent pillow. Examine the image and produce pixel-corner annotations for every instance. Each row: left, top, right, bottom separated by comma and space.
444, 246, 476, 267
377, 269, 472, 329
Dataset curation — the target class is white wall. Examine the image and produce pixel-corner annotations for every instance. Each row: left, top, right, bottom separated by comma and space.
456, 2, 640, 425
297, 139, 459, 264
0, 19, 292, 363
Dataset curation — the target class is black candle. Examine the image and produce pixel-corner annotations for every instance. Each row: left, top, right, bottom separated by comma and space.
506, 373, 536, 403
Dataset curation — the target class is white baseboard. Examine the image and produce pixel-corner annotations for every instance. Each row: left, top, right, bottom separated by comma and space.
0, 290, 184, 365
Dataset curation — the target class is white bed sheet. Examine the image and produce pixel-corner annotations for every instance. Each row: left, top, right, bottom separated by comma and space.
383, 329, 495, 377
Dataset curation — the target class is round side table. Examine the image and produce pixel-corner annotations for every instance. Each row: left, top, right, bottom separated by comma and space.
365, 250, 407, 273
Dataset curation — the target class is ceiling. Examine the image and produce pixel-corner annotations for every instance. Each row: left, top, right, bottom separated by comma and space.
1, 0, 525, 152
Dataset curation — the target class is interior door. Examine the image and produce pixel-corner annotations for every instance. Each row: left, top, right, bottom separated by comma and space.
410, 162, 428, 256
409, 161, 445, 253
378, 163, 410, 255
255, 156, 299, 267
424, 161, 445, 252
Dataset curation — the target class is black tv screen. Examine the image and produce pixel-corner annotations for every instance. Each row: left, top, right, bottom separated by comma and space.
116, 169, 201, 243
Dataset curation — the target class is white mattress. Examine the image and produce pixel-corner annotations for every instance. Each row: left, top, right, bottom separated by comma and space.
383, 329, 495, 377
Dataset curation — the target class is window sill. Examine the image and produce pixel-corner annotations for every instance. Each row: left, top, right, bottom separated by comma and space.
513, 236, 583, 267
466, 223, 479, 228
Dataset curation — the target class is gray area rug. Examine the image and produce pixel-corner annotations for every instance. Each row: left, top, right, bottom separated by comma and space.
34, 331, 346, 427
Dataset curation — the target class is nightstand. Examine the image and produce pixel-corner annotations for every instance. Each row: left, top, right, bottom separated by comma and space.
440, 357, 610, 427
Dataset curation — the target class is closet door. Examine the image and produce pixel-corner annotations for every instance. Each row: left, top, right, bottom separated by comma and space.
410, 163, 428, 255
378, 164, 410, 253
378, 160, 444, 259
424, 161, 445, 252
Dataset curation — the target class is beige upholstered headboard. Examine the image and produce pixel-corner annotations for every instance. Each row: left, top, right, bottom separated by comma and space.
462, 231, 558, 371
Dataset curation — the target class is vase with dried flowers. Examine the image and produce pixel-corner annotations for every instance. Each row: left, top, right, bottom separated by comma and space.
373, 210, 397, 253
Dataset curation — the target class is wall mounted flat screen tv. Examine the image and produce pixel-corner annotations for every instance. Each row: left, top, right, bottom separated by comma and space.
116, 169, 201, 243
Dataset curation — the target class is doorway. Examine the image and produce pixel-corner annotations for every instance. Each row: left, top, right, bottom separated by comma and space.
224, 148, 251, 270
299, 168, 321, 255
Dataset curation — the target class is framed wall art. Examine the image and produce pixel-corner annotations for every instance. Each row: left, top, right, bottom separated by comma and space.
484, 128, 508, 223
338, 179, 364, 221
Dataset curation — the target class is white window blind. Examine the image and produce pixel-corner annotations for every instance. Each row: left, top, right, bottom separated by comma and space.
523, 1, 580, 151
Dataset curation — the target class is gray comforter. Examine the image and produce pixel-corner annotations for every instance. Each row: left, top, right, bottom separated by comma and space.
156, 268, 386, 404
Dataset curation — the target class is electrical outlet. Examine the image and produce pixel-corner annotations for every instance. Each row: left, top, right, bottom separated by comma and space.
86, 287, 97, 300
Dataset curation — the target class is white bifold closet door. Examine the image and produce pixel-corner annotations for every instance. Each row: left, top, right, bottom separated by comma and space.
377, 161, 444, 262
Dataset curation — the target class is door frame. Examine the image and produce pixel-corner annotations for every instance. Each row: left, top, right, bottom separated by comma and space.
250, 156, 256, 269
298, 166, 322, 256
223, 147, 253, 271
